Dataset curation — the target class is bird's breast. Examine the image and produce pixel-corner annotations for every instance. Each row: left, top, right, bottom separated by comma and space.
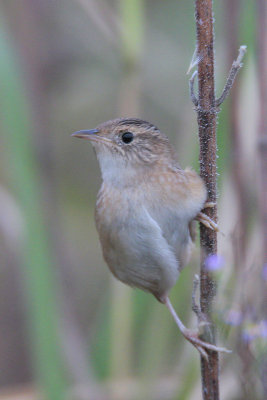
95, 179, 192, 262
95, 165, 204, 232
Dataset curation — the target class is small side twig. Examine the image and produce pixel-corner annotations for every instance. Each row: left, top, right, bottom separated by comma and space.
216, 45, 247, 107
189, 71, 198, 107
192, 274, 201, 319
192, 275, 212, 337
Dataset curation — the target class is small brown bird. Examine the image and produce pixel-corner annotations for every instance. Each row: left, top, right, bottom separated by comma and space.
72, 118, 226, 357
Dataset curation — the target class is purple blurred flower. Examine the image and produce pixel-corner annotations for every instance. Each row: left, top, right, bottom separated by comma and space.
205, 254, 225, 271
262, 264, 267, 281
242, 329, 256, 343
241, 321, 267, 343
224, 309, 243, 326
259, 320, 267, 338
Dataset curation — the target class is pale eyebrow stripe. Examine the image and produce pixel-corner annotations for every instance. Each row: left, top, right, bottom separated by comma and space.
117, 118, 159, 131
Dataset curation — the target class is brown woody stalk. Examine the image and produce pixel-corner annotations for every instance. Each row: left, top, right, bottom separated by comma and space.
195, 1, 219, 398
192, 1, 246, 399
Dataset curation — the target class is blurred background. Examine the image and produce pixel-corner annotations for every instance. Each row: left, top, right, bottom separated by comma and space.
0, 0, 266, 399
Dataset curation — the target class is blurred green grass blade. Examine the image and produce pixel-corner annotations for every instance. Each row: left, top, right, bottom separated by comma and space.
240, 0, 256, 52
110, 282, 133, 378
91, 296, 111, 379
0, 17, 68, 400
136, 267, 192, 378
106, 0, 145, 383
216, 104, 230, 186
174, 358, 199, 400
119, 0, 144, 64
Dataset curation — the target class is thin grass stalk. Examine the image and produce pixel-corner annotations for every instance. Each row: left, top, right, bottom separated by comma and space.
109, 0, 144, 386
225, 0, 248, 266
257, 1, 267, 268
257, 0, 267, 397
224, 2, 258, 398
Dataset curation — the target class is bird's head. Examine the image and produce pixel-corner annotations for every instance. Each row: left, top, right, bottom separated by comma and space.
72, 118, 177, 184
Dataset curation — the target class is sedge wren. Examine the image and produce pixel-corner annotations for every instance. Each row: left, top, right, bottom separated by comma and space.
72, 118, 227, 358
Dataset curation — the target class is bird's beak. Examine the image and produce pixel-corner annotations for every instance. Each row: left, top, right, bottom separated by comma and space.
71, 129, 100, 139
71, 129, 112, 144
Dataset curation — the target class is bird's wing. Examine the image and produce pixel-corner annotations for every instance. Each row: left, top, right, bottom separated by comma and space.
104, 206, 180, 301
143, 168, 204, 268
189, 220, 197, 242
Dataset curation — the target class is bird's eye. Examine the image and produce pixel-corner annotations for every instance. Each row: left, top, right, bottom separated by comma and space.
121, 132, 134, 144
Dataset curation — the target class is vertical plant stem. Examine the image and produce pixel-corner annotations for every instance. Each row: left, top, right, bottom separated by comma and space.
118, 0, 144, 116
225, 0, 248, 266
224, 3, 257, 398
257, 1, 267, 264
195, 1, 219, 399
257, 0, 267, 396
8, 0, 95, 386
109, 0, 144, 388
0, 17, 68, 400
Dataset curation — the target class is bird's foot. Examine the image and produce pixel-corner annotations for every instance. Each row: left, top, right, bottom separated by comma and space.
181, 328, 231, 361
165, 297, 230, 360
195, 211, 219, 232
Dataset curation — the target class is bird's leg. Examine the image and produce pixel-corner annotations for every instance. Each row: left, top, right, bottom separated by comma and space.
165, 297, 231, 360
